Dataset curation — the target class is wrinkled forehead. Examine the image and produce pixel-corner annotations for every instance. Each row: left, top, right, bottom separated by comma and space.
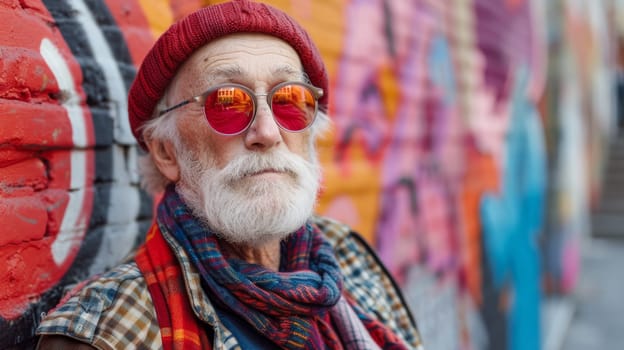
168, 33, 305, 95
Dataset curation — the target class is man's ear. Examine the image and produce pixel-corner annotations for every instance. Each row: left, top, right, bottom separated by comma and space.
145, 137, 180, 182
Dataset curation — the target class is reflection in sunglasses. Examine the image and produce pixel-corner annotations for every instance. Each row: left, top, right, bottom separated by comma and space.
160, 82, 323, 135
217, 88, 235, 104
214, 88, 253, 114
273, 85, 292, 103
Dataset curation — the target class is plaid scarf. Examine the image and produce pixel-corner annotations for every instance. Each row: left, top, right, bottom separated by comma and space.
137, 187, 409, 349
135, 225, 210, 350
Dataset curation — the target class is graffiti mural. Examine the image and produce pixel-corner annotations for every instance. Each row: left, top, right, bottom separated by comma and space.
0, 0, 619, 349
0, 1, 155, 347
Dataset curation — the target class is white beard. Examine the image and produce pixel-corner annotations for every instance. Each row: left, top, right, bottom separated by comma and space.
176, 148, 321, 247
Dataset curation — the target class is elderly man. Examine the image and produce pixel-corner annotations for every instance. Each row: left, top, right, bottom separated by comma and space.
36, 1, 423, 349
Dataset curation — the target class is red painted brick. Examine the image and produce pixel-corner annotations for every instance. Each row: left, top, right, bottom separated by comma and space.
40, 151, 71, 189
104, 0, 155, 64
15, 1, 55, 23
0, 7, 82, 86
0, 0, 98, 328
0, 148, 37, 169
0, 47, 61, 103
0, 158, 47, 197
0, 196, 48, 246
38, 188, 70, 237
0, 238, 58, 319
0, 190, 92, 319
0, 5, 57, 49
41, 150, 96, 190
0, 100, 73, 147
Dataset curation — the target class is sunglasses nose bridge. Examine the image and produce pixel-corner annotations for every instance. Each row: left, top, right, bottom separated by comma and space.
252, 92, 273, 116
254, 92, 270, 104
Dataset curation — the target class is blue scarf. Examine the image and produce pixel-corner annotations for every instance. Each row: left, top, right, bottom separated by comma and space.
158, 186, 345, 349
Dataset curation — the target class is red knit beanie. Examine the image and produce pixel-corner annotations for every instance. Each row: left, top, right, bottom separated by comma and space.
128, 0, 329, 149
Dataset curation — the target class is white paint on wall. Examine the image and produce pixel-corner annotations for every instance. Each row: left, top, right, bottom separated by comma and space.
65, 0, 143, 274
40, 38, 89, 266
67, 0, 134, 145
40, 38, 88, 149
87, 148, 143, 274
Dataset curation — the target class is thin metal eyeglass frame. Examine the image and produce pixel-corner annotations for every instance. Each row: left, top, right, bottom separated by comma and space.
158, 81, 324, 135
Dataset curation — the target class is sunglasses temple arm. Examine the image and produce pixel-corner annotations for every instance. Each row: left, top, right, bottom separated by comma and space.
159, 99, 193, 117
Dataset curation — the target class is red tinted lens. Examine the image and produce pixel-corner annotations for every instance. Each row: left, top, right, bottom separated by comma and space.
271, 84, 316, 131
204, 87, 253, 134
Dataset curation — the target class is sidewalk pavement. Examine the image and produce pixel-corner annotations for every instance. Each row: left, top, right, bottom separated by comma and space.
559, 237, 624, 349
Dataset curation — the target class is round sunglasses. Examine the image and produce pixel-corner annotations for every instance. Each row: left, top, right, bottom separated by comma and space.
158, 81, 324, 135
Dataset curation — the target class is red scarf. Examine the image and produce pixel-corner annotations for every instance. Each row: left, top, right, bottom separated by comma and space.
135, 225, 211, 350
136, 196, 409, 350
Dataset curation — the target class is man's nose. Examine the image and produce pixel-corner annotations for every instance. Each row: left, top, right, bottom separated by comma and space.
244, 98, 282, 150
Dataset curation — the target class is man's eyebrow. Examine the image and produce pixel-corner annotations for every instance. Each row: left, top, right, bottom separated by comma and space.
203, 65, 307, 83
272, 65, 300, 75
206, 65, 244, 81
272, 65, 307, 80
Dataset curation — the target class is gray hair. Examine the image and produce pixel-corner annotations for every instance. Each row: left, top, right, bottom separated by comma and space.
137, 104, 332, 195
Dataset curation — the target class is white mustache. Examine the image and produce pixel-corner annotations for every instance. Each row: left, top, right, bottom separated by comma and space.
219, 151, 308, 183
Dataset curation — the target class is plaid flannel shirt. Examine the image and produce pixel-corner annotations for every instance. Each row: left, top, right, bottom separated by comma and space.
36, 215, 424, 350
